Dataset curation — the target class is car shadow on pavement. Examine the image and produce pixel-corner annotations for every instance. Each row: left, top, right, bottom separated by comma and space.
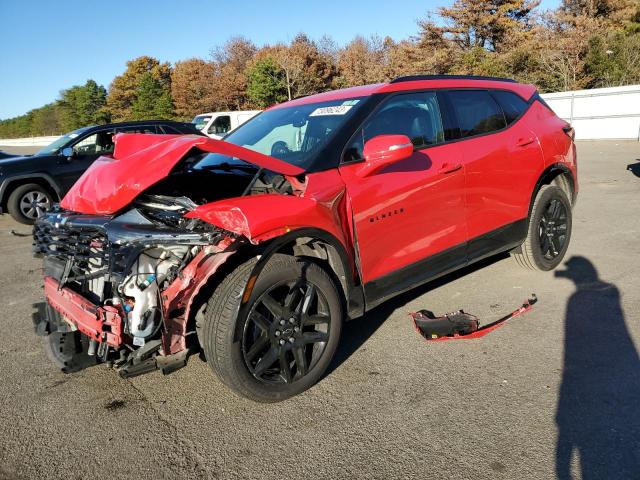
554, 256, 640, 480
326, 253, 509, 377
627, 160, 640, 178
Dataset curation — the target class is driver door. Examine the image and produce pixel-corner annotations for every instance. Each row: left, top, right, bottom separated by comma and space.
338, 91, 468, 305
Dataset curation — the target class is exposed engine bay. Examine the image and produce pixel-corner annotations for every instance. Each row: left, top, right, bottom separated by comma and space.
32, 147, 300, 377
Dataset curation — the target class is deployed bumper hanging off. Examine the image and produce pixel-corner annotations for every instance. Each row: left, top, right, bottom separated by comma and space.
410, 295, 538, 341
32, 206, 239, 375
43, 276, 124, 347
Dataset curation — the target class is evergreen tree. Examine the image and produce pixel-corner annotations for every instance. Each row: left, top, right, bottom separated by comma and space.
57, 80, 108, 130
130, 72, 174, 120
106, 56, 173, 121
246, 57, 288, 108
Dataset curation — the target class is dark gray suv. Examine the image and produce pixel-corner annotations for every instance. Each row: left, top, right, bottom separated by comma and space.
0, 120, 203, 224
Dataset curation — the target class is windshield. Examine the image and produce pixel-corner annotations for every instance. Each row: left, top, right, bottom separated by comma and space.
223, 98, 364, 170
192, 115, 212, 131
35, 127, 91, 155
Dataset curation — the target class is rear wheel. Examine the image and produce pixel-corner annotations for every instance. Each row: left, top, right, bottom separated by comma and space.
7, 183, 53, 225
198, 254, 343, 402
512, 185, 572, 271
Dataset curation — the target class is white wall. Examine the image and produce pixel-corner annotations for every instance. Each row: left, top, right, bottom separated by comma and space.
541, 85, 640, 141
0, 136, 60, 147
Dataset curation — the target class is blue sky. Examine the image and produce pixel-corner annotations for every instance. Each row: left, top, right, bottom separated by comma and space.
0, 0, 559, 119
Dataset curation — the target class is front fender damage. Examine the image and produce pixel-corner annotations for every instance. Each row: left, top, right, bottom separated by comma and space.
185, 193, 349, 246
161, 248, 234, 354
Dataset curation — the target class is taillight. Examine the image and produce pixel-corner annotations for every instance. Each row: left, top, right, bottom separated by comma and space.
562, 125, 575, 141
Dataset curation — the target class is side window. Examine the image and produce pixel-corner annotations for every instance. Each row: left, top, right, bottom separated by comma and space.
491, 90, 529, 125
72, 131, 115, 156
116, 125, 157, 134
343, 92, 444, 162
72, 134, 99, 156
160, 125, 181, 134
447, 90, 506, 138
208, 115, 231, 135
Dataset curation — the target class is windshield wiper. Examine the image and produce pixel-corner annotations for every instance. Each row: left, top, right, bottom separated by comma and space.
199, 161, 258, 173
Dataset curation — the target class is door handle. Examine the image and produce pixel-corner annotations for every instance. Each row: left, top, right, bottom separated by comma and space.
516, 137, 535, 147
439, 163, 462, 174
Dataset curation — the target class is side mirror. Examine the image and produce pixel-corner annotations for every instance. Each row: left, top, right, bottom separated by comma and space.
357, 134, 413, 178
61, 147, 74, 160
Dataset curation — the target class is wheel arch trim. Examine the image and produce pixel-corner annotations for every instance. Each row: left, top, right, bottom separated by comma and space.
529, 163, 576, 216
240, 227, 365, 321
0, 174, 62, 207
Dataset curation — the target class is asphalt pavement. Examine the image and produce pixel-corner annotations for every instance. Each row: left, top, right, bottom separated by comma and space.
0, 141, 639, 480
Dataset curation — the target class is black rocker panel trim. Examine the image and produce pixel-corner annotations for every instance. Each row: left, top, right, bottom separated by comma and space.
363, 218, 528, 310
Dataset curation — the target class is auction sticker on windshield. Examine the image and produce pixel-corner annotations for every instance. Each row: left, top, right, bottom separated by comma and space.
310, 105, 353, 116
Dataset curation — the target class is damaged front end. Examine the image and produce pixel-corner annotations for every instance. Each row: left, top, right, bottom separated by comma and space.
33, 201, 238, 377
31, 133, 353, 382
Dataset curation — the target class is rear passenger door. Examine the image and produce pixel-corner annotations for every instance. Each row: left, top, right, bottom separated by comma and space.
445, 89, 544, 258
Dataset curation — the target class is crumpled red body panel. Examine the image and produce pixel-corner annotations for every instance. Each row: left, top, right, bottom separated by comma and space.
161, 249, 234, 354
60, 134, 304, 215
185, 193, 348, 245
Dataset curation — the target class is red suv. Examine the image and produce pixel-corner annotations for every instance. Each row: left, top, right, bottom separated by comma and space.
33, 75, 577, 402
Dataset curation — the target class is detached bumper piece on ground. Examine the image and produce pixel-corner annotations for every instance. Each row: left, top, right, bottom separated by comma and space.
410, 295, 538, 341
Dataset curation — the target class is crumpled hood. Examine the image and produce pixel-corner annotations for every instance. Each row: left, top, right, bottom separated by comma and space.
60, 134, 304, 215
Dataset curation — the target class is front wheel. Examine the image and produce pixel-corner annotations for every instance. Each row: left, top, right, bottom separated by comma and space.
512, 185, 572, 271
7, 183, 53, 225
198, 254, 343, 403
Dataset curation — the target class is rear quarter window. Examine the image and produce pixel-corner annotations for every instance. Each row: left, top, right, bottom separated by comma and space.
491, 90, 529, 125
447, 90, 506, 138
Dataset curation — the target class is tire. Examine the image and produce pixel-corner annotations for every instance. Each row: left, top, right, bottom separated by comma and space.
7, 183, 53, 225
43, 331, 98, 373
197, 254, 343, 403
512, 185, 572, 271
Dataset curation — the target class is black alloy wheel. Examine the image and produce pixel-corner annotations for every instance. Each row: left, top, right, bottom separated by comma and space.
243, 280, 331, 384
538, 197, 568, 260
198, 254, 343, 402
512, 184, 572, 271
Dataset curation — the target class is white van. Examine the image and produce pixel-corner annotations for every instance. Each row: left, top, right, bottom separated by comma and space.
192, 111, 261, 139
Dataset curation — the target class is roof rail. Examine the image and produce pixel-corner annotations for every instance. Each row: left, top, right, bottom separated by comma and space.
390, 75, 517, 84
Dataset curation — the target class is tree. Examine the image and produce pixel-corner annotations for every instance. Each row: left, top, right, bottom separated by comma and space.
130, 72, 174, 120
57, 80, 108, 130
246, 56, 288, 107
585, 32, 640, 86
270, 34, 335, 100
560, 0, 636, 21
211, 37, 257, 109
171, 58, 217, 120
30, 104, 61, 136
337, 36, 389, 86
533, 18, 593, 91
0, 110, 34, 138
106, 56, 172, 121
418, 0, 540, 52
